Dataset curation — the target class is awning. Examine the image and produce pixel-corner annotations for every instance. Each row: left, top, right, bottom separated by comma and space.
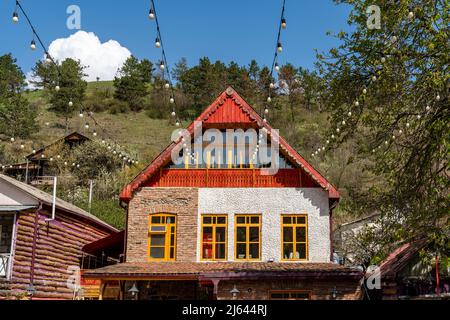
83, 262, 363, 280
0, 205, 37, 212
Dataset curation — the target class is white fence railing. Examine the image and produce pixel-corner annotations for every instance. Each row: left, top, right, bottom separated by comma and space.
0, 253, 11, 279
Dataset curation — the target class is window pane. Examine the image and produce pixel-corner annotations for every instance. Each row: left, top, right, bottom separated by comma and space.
203, 216, 212, 224
170, 233, 175, 245
150, 247, 164, 259
236, 244, 246, 259
202, 243, 213, 259
250, 216, 260, 224
283, 217, 292, 224
236, 217, 245, 224
151, 226, 166, 232
166, 216, 175, 224
170, 247, 175, 259
217, 217, 226, 224
292, 292, 309, 300
215, 244, 226, 259
203, 227, 213, 242
249, 244, 259, 259
151, 216, 161, 224
236, 227, 246, 242
150, 234, 165, 246
249, 227, 259, 242
216, 227, 226, 242
296, 243, 307, 259
283, 227, 293, 242
283, 244, 294, 260
296, 216, 306, 224
296, 227, 306, 242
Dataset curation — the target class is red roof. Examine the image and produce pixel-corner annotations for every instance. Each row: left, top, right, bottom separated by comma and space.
120, 87, 340, 202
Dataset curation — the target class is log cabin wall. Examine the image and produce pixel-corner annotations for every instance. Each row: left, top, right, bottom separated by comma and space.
6, 206, 112, 299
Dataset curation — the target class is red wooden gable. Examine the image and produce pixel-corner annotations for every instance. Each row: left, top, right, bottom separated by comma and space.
120, 87, 339, 202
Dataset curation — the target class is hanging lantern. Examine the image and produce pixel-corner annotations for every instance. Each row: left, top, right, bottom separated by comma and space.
155, 37, 161, 48
30, 40, 36, 50
169, 97, 175, 104
12, 12, 19, 23
148, 8, 155, 19
281, 18, 287, 29
164, 82, 170, 89
171, 111, 176, 117
267, 96, 272, 103
55, 85, 60, 92
68, 101, 73, 107
277, 42, 283, 53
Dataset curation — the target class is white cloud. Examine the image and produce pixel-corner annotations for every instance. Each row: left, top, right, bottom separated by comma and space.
47, 31, 131, 82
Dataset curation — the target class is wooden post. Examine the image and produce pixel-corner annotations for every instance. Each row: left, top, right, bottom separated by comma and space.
228, 150, 232, 169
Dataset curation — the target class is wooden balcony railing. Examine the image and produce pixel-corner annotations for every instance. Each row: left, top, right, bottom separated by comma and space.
145, 169, 317, 188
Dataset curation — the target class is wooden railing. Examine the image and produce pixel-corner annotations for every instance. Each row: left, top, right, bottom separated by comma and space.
30, 176, 55, 186
0, 253, 11, 279
145, 169, 311, 188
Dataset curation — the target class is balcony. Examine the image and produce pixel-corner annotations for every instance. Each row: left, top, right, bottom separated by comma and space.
145, 169, 317, 188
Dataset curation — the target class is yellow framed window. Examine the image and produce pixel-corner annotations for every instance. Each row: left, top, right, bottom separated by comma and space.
281, 215, 308, 261
269, 291, 311, 300
235, 215, 261, 260
148, 214, 176, 261
201, 215, 227, 260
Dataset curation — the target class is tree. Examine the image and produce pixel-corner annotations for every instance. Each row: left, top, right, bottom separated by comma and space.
317, 0, 449, 253
32, 58, 87, 131
0, 54, 38, 139
113, 56, 153, 112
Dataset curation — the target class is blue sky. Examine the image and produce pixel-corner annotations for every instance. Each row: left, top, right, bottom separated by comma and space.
0, 0, 353, 80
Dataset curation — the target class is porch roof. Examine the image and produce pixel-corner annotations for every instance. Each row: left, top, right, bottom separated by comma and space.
83, 262, 363, 280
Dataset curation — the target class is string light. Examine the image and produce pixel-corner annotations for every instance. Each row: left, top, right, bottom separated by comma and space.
148, 7, 155, 19
281, 18, 287, 29
30, 39, 36, 50
12, 12, 19, 23
155, 37, 161, 48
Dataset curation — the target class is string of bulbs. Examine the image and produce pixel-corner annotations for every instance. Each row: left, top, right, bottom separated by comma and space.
6, 0, 139, 169
311, 8, 442, 159
264, 0, 287, 123
148, 0, 180, 127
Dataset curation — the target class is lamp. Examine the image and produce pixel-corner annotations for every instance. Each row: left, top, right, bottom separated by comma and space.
331, 286, 338, 300
128, 282, 139, 300
230, 285, 240, 300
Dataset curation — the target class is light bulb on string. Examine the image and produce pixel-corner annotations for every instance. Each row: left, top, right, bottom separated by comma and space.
348, 111, 352, 117
426, 105, 431, 112
20, 144, 25, 149
84, 123, 89, 129
93, 130, 97, 137
155, 37, 161, 48
148, 8, 155, 20
170, 97, 175, 104
55, 85, 60, 92
277, 42, 283, 53
269, 83, 275, 89
267, 96, 272, 103
79, 110, 84, 118
45, 54, 52, 64
281, 18, 287, 29
436, 94, 441, 101
264, 108, 269, 114
171, 111, 176, 117
164, 82, 170, 89
12, 12, 19, 23
408, 11, 414, 19
354, 101, 359, 107
159, 61, 165, 70
175, 119, 180, 127
381, 57, 386, 63
372, 75, 377, 82
30, 40, 36, 50
363, 88, 367, 95
10, 137, 15, 142
406, 122, 410, 128
275, 63, 280, 72
68, 101, 73, 107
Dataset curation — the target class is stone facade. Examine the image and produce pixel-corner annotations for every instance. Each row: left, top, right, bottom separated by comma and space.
126, 188, 198, 262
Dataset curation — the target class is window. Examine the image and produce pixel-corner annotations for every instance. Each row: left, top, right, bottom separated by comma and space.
281, 215, 308, 261
270, 291, 311, 300
148, 214, 176, 261
235, 215, 261, 260
201, 215, 227, 260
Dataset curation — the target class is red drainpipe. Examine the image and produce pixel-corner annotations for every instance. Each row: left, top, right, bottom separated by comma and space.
436, 255, 440, 295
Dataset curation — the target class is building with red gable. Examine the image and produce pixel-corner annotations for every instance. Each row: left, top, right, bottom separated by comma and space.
84, 87, 363, 300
